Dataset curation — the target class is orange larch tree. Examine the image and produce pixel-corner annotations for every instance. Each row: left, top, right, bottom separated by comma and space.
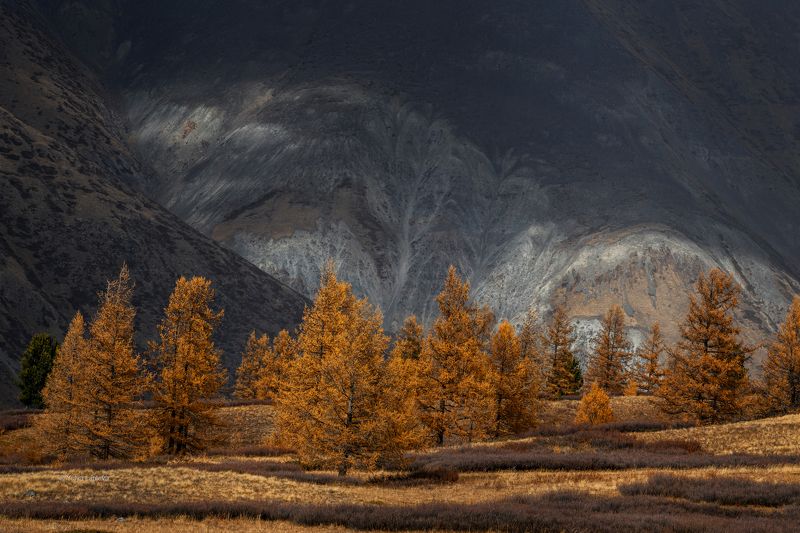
635, 323, 665, 395
585, 305, 632, 395
658, 269, 753, 423
276, 263, 420, 475
391, 315, 425, 361
489, 320, 540, 437
762, 296, 800, 412
575, 383, 614, 425
80, 264, 148, 459
38, 311, 89, 459
234, 331, 272, 400
150, 276, 226, 455
414, 266, 495, 446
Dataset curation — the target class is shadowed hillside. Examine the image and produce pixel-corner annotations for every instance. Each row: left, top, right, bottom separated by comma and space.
0, 2, 308, 405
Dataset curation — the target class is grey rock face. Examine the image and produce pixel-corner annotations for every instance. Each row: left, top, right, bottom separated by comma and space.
35, 1, 800, 360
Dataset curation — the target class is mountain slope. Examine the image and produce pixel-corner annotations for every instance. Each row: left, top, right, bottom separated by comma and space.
34, 1, 800, 355
0, 2, 308, 405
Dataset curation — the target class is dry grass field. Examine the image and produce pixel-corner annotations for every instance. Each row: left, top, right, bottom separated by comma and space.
2, 397, 800, 532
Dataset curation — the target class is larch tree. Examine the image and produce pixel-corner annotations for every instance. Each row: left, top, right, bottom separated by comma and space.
543, 306, 583, 397
658, 269, 753, 423
585, 306, 632, 395
414, 266, 495, 446
518, 306, 547, 395
150, 276, 226, 455
762, 297, 800, 412
276, 263, 419, 475
489, 320, 539, 437
81, 264, 147, 459
575, 383, 614, 425
635, 323, 665, 395
391, 315, 425, 360
234, 331, 272, 400
38, 312, 88, 459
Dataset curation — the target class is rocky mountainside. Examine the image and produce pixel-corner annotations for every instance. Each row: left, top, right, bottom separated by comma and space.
19, 1, 800, 363
0, 2, 308, 405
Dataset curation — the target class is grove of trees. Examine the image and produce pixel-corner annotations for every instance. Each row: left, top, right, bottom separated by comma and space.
30, 260, 800, 470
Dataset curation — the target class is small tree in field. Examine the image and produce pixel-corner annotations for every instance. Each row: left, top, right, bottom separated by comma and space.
150, 276, 226, 455
585, 306, 632, 395
575, 383, 614, 425
623, 379, 638, 396
276, 263, 419, 475
18, 333, 58, 408
762, 297, 800, 412
234, 331, 273, 400
658, 269, 752, 423
635, 323, 665, 395
38, 312, 87, 459
489, 320, 540, 436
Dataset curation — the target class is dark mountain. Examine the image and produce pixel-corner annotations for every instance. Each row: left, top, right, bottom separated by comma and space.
0, 1, 308, 405
5, 0, 800, 389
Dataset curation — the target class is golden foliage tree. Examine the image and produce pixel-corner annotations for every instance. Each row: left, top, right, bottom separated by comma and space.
544, 306, 583, 397
234, 331, 279, 400
80, 264, 147, 459
762, 297, 800, 412
392, 315, 424, 360
658, 269, 752, 423
150, 276, 226, 455
575, 383, 614, 425
38, 311, 88, 459
276, 263, 420, 475
585, 306, 632, 395
489, 320, 540, 436
414, 266, 495, 445
635, 323, 665, 395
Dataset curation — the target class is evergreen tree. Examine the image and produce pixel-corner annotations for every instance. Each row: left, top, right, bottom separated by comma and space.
575, 383, 614, 425
585, 306, 632, 395
81, 264, 147, 459
38, 312, 87, 459
17, 333, 58, 408
489, 320, 539, 436
635, 323, 665, 395
150, 276, 226, 455
762, 297, 800, 412
414, 266, 495, 445
658, 269, 752, 423
544, 306, 582, 397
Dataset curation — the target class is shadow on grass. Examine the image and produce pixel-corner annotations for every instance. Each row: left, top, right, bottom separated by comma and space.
621, 474, 800, 507
2, 490, 799, 532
